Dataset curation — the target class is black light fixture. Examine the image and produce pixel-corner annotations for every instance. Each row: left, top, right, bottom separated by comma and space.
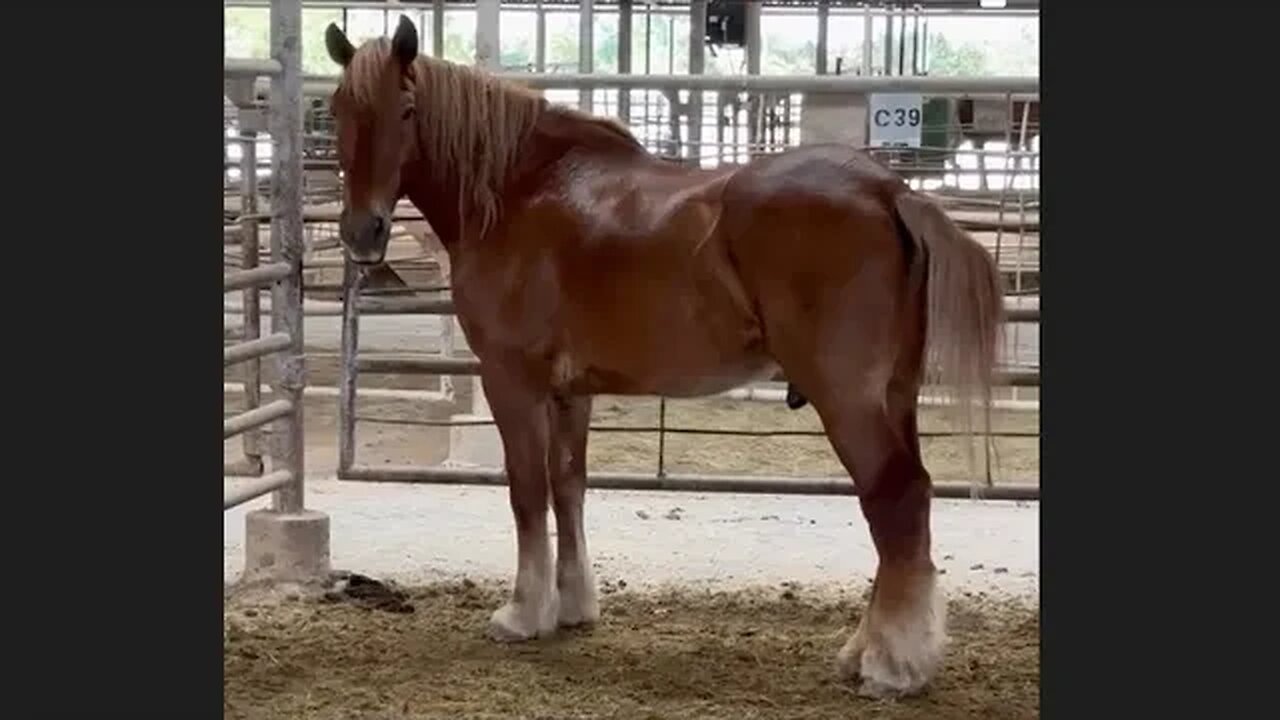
706, 0, 747, 47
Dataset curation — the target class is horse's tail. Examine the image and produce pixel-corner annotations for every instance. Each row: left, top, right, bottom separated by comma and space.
894, 191, 1004, 495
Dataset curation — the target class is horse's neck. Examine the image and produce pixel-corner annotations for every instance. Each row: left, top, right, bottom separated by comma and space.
401, 108, 639, 253
403, 181, 464, 251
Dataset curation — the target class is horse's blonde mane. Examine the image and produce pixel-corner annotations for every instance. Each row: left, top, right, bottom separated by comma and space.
408, 55, 545, 235
342, 41, 640, 237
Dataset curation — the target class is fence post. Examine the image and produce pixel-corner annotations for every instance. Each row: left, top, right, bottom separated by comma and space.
240, 0, 330, 588
687, 0, 706, 164
239, 110, 264, 476
338, 257, 361, 475
269, 0, 306, 515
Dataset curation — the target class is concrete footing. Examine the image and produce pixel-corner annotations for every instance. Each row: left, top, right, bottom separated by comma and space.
240, 509, 331, 585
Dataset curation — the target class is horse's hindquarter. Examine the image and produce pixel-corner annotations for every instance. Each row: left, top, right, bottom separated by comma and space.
460, 156, 776, 397
721, 146, 913, 321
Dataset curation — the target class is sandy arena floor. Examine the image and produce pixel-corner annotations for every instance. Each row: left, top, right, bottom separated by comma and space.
225, 581, 1038, 720
224, 483, 1039, 719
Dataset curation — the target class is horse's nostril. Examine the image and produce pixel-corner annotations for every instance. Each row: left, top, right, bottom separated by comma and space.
372, 216, 387, 237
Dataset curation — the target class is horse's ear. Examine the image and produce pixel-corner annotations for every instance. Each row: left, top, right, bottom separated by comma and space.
325, 23, 355, 68
391, 14, 419, 69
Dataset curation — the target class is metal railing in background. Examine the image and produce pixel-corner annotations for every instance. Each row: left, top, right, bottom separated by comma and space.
314, 74, 1039, 500
222, 6, 1040, 501
223, 0, 310, 516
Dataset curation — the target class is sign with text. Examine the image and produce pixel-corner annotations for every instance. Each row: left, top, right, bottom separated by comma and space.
868, 93, 924, 148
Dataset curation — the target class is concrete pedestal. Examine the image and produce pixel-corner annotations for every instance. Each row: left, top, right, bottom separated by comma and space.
240, 509, 331, 585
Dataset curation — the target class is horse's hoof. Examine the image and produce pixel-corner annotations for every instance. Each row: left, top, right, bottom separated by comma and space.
858, 678, 906, 700
487, 601, 555, 642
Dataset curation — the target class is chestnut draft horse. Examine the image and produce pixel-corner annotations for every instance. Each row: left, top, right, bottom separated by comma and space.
324, 17, 1002, 699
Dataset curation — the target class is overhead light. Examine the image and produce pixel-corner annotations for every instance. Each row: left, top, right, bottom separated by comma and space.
980, 0, 1008, 8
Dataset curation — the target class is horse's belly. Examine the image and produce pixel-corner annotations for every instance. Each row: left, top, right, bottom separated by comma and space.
571, 351, 777, 398
645, 355, 780, 397
562, 305, 774, 397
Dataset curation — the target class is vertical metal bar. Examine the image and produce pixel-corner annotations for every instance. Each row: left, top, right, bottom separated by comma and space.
883, 6, 894, 76
745, 1, 761, 154
816, 0, 829, 75
983, 426, 993, 488
897, 8, 906, 76
911, 6, 920, 75
618, 0, 632, 122
1013, 100, 1032, 292
657, 397, 667, 478
993, 92, 1014, 268
715, 91, 726, 165
239, 124, 263, 476
862, 3, 873, 76
578, 0, 595, 111
535, 1, 546, 71
1009, 103, 1032, 401
688, 0, 707, 165
438, 312, 456, 404
475, 0, 500, 70
921, 16, 928, 74
338, 257, 361, 475
668, 15, 675, 73
432, 0, 444, 58
644, 2, 652, 150
269, 0, 305, 513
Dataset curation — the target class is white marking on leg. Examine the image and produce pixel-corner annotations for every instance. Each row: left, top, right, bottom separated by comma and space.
557, 521, 599, 627
850, 572, 947, 698
489, 524, 558, 642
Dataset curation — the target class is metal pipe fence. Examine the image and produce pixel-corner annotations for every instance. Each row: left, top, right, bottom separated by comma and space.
223, 61, 1039, 499
223, 0, 312, 516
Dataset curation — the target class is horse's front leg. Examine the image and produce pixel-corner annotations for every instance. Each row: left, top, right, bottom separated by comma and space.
549, 394, 598, 628
482, 366, 559, 642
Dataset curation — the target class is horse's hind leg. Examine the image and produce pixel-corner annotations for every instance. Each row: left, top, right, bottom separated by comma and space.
765, 290, 941, 696
826, 382, 942, 698
549, 394, 599, 627
812, 377, 941, 698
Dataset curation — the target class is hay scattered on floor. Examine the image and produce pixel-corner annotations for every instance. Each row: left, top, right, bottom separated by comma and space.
225, 580, 1039, 720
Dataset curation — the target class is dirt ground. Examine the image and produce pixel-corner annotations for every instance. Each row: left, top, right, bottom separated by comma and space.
224, 579, 1039, 720
225, 370, 1040, 486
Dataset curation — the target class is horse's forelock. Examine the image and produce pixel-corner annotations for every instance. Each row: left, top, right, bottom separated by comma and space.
339, 38, 395, 108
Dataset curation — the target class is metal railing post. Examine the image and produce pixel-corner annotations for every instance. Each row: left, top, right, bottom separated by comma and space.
578, 0, 595, 112
269, 0, 305, 513
338, 257, 362, 476
618, 0, 633, 121
239, 111, 264, 476
688, 0, 707, 165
